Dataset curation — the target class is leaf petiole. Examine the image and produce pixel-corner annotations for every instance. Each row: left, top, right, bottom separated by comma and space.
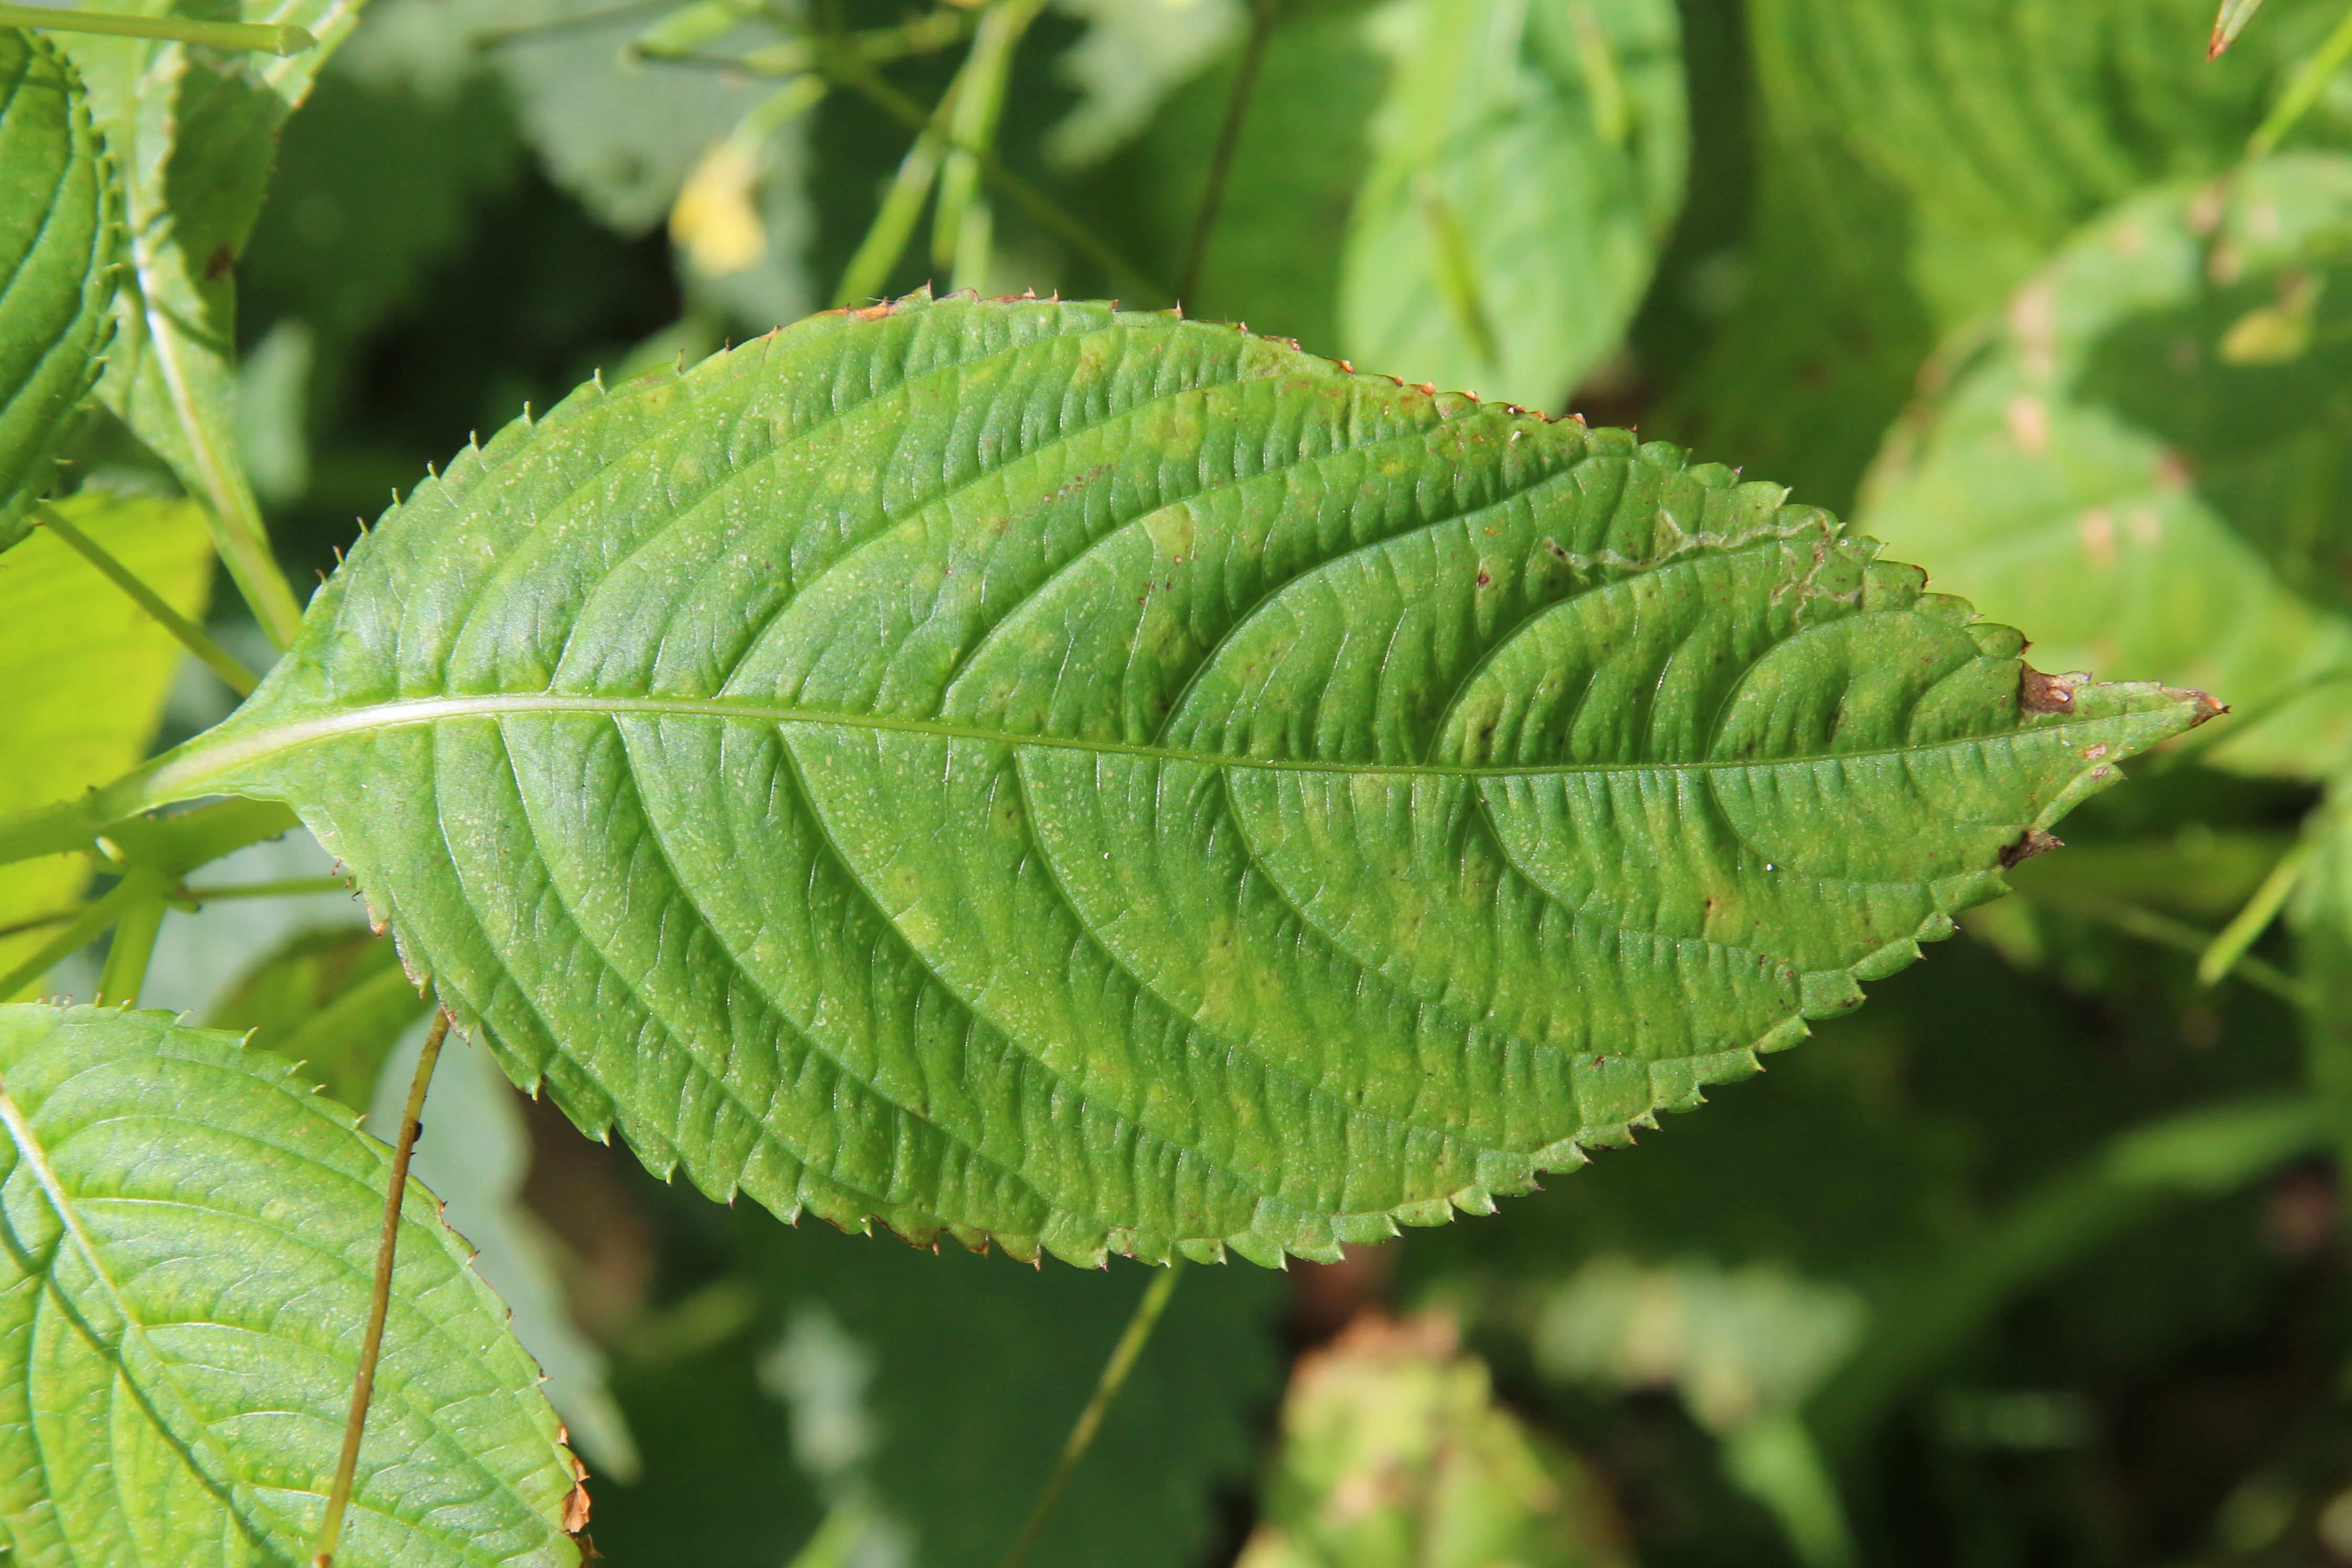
2198, 837, 2319, 987
2248, 0, 2352, 155
998, 1258, 1186, 1568
93, 884, 166, 1006
0, 876, 144, 1000
312, 1007, 450, 1568
821, 46, 1168, 300
175, 874, 351, 902
0, 2, 313, 53
38, 506, 261, 696
1179, 0, 1281, 302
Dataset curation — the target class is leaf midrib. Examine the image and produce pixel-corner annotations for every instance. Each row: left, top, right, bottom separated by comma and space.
154, 688, 2128, 804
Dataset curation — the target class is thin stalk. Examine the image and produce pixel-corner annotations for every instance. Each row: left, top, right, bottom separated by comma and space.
0, 878, 142, 1000
634, 8, 969, 71
473, 0, 681, 47
931, 0, 1048, 286
1179, 0, 1281, 303
824, 48, 1166, 300
178, 874, 352, 903
94, 888, 165, 1007
39, 506, 260, 696
2199, 837, 2319, 987
998, 1259, 1186, 1568
2028, 891, 2314, 1011
0, 907, 80, 943
833, 72, 961, 305
0, 2, 314, 51
312, 1009, 450, 1568
2249, 0, 2352, 155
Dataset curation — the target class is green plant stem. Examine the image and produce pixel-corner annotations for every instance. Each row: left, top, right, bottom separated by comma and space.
833, 68, 961, 305
2249, 0, 2352, 155
931, 0, 1046, 285
177, 874, 352, 903
0, 2, 314, 52
0, 878, 142, 1000
2021, 889, 2314, 1010
312, 1007, 449, 1568
94, 884, 165, 1007
471, 0, 679, 47
38, 506, 261, 696
822, 47, 1166, 301
1179, 0, 1281, 303
2199, 837, 2319, 987
0, 907, 80, 943
998, 1258, 1186, 1568
634, 8, 968, 71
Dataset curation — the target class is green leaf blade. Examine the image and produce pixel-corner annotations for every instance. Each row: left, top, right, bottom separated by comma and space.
0, 28, 114, 550
0, 1002, 582, 1567
158, 295, 2215, 1267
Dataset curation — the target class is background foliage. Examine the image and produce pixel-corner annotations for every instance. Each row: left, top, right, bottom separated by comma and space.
9, 0, 2352, 1563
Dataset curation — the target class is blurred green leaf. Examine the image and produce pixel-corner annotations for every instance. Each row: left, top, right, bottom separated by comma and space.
61, 0, 372, 642
1536, 1257, 1863, 1566
1339, 0, 1685, 409
204, 923, 424, 1109
595, 1210, 1285, 1568
1766, 0, 2350, 326
0, 30, 114, 551
0, 1002, 583, 1567
1238, 1312, 1629, 1568
0, 493, 211, 995
1861, 153, 2352, 780
1045, 0, 1245, 168
1104, 6, 1384, 353
1808, 1091, 2327, 1451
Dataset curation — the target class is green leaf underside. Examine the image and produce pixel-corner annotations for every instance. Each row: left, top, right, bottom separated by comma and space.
0, 1004, 580, 1568
154, 294, 2211, 1269
1860, 154, 2352, 780
0, 29, 114, 551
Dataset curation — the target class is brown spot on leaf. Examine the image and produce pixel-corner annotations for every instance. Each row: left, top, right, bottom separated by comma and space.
2018, 666, 2079, 713
2000, 828, 2063, 868
562, 1444, 592, 1532
204, 245, 234, 282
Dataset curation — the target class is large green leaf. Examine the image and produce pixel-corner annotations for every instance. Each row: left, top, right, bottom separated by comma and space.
1339, 0, 1685, 411
0, 1003, 582, 1567
1858, 154, 2352, 780
0, 29, 115, 551
61, 0, 374, 637
0, 492, 211, 994
138, 295, 2213, 1267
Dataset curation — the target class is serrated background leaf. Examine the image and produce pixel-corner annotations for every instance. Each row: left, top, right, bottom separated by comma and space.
0, 1003, 580, 1568
1859, 154, 2352, 781
0, 30, 115, 551
1338, 0, 1685, 411
153, 295, 2209, 1267
0, 492, 211, 994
